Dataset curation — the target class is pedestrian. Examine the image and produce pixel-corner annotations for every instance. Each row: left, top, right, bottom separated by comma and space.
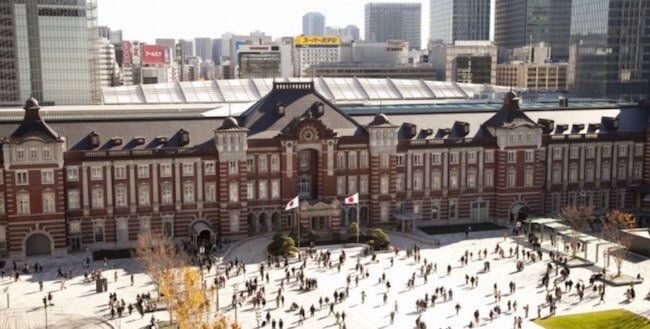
390, 310, 395, 324
130, 274, 134, 286
455, 303, 461, 315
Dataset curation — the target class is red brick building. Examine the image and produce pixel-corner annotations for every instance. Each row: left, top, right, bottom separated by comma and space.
0, 82, 648, 258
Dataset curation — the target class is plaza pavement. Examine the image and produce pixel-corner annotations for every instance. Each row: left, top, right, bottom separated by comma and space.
0, 224, 649, 329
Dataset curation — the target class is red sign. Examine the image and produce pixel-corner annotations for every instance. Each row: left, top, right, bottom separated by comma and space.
142, 44, 166, 65
122, 41, 132, 65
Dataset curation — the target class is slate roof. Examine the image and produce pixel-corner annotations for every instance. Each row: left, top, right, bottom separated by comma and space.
483, 92, 536, 128
8, 97, 61, 142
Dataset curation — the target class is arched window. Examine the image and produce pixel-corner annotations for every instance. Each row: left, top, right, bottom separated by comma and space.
229, 181, 239, 202
380, 173, 390, 194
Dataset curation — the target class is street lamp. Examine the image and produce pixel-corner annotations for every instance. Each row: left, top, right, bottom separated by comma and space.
44, 303, 48, 329
233, 283, 239, 322
199, 246, 206, 289
515, 221, 522, 259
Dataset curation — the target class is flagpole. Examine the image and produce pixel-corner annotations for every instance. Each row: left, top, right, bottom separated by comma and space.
296, 203, 301, 253
356, 202, 360, 244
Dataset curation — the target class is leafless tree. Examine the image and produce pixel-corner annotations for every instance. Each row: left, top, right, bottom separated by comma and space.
560, 205, 594, 258
601, 209, 637, 277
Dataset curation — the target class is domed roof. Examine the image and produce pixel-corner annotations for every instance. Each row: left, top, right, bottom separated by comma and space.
24, 96, 40, 110
368, 113, 392, 126
218, 116, 246, 131
504, 91, 517, 101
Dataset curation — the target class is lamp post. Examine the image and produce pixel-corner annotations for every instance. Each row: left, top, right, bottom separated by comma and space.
555, 233, 560, 276
44, 303, 48, 329
515, 221, 522, 259
215, 256, 221, 312
233, 283, 239, 322
199, 246, 205, 289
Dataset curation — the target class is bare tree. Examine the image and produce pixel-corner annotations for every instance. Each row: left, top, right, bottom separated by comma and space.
560, 205, 594, 258
601, 209, 637, 277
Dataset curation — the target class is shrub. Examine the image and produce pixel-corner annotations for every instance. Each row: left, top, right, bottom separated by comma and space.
367, 228, 390, 250
267, 233, 298, 257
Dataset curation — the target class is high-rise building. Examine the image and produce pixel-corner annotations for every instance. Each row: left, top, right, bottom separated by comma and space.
0, 0, 101, 106
97, 37, 120, 87
365, 3, 422, 49
569, 0, 650, 99
430, 41, 497, 84
342, 25, 360, 42
494, 0, 572, 60
178, 39, 194, 62
302, 12, 326, 36
194, 37, 213, 62
155, 38, 176, 50
429, 0, 491, 44
109, 29, 122, 45
98, 26, 111, 40
212, 38, 222, 64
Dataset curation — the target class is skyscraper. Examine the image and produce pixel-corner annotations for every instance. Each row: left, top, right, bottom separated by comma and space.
365, 3, 422, 49
429, 0, 491, 44
178, 39, 194, 63
569, 0, 650, 99
0, 0, 100, 106
494, 0, 572, 60
194, 37, 213, 62
342, 25, 360, 42
302, 12, 326, 35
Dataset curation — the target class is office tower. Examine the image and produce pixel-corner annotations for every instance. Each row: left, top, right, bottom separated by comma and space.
569, 0, 650, 99
97, 37, 120, 87
109, 30, 123, 45
302, 12, 326, 35
0, 0, 100, 106
342, 25, 360, 42
178, 39, 194, 62
194, 37, 213, 62
212, 38, 222, 64
429, 0, 490, 44
98, 26, 111, 40
155, 38, 176, 50
495, 0, 572, 60
365, 3, 422, 49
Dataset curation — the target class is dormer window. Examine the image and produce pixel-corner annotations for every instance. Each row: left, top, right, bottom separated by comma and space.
29, 148, 38, 160
179, 129, 190, 146
16, 148, 25, 160
42, 148, 51, 159
89, 132, 100, 148
276, 103, 286, 117
133, 136, 145, 145
111, 137, 124, 146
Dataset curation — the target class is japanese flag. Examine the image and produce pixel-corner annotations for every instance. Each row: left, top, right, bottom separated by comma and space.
344, 192, 359, 205
285, 196, 299, 211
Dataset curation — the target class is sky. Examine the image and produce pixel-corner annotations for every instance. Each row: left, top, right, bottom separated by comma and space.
96, 0, 434, 48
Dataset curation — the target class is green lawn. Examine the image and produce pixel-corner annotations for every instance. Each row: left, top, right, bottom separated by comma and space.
533, 309, 650, 329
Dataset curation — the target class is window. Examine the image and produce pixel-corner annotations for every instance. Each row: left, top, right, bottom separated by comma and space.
271, 155, 280, 172
205, 183, 217, 202
337, 176, 346, 195
348, 176, 357, 194
182, 163, 194, 176
380, 154, 389, 169
585, 164, 594, 182
337, 153, 346, 169
229, 211, 239, 233
568, 192, 576, 206
115, 186, 127, 207
634, 144, 643, 156
41, 169, 54, 184
449, 170, 458, 189
617, 162, 627, 180
525, 150, 534, 162
484, 170, 494, 187
183, 183, 194, 203
93, 220, 105, 242
229, 181, 239, 202
161, 184, 173, 204
524, 167, 533, 186
586, 146, 595, 158
449, 152, 459, 164
91, 166, 103, 180
617, 189, 626, 208
553, 148, 562, 160
507, 169, 516, 187
471, 200, 488, 221
569, 165, 578, 182
484, 151, 494, 163
360, 175, 369, 194
258, 180, 268, 199
507, 151, 517, 163
449, 199, 458, 219
412, 154, 423, 166
467, 151, 476, 164
17, 192, 30, 215
380, 202, 389, 222
600, 190, 609, 210
430, 200, 440, 220
348, 152, 357, 169
68, 190, 80, 210
16, 148, 25, 160
413, 200, 422, 214
114, 166, 126, 179
602, 146, 611, 158
633, 163, 642, 179
380, 174, 389, 194
431, 153, 441, 165
271, 180, 280, 199
139, 217, 151, 234
569, 147, 579, 159
298, 176, 311, 198
162, 216, 174, 237
526, 133, 533, 142
395, 174, 405, 192
299, 152, 310, 169
247, 155, 255, 173
359, 151, 369, 169
16, 171, 28, 185
601, 162, 611, 181
160, 164, 172, 177
116, 218, 129, 243
42, 148, 51, 159
618, 145, 627, 157
552, 165, 561, 184
29, 148, 38, 160
42, 191, 55, 214
137, 165, 149, 178
0, 225, 5, 250
413, 171, 423, 191
467, 169, 476, 188
258, 155, 268, 173
92, 188, 104, 208
0, 193, 4, 215
246, 181, 255, 200
551, 194, 560, 213
228, 161, 238, 175
138, 185, 150, 206
509, 133, 515, 143
431, 171, 441, 190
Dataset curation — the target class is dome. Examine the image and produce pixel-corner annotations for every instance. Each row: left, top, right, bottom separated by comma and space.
24, 96, 40, 110
220, 117, 240, 130
368, 113, 391, 126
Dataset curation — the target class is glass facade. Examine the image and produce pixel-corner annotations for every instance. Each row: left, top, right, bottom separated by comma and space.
365, 3, 422, 50
569, 0, 650, 99
429, 0, 490, 44
0, 0, 99, 106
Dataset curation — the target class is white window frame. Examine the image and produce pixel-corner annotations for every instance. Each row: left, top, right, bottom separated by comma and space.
258, 155, 268, 173
183, 183, 195, 203
138, 184, 150, 206
484, 151, 494, 163
449, 152, 459, 164
270, 155, 280, 172
380, 154, 389, 169
449, 170, 458, 189
91, 166, 103, 180
337, 153, 346, 170
412, 153, 423, 166
484, 170, 494, 187
348, 152, 357, 169
348, 176, 357, 194
42, 191, 55, 214
161, 183, 173, 205
68, 190, 80, 210
395, 174, 405, 192
633, 163, 642, 180
524, 167, 533, 186
29, 148, 38, 160
246, 181, 255, 200
247, 155, 255, 173
205, 183, 217, 202
228, 161, 238, 175
271, 179, 280, 199
92, 187, 104, 209
431, 171, 441, 190
41, 169, 54, 184
467, 151, 477, 164
618, 145, 627, 157
380, 173, 389, 194
258, 180, 268, 199
507, 151, 516, 163
160, 164, 172, 177
16, 148, 25, 160
204, 161, 216, 175
42, 147, 51, 159
431, 152, 441, 165
525, 150, 534, 162
360, 175, 369, 194
229, 181, 239, 202
93, 220, 105, 243
602, 145, 611, 158
116, 218, 129, 243
553, 148, 562, 160
115, 185, 127, 207
634, 144, 643, 156
467, 169, 476, 188
507, 169, 516, 187
413, 171, 423, 191
16, 170, 28, 185
569, 147, 579, 159
359, 151, 369, 169
182, 163, 194, 176
337, 176, 346, 195
137, 165, 149, 178
17, 191, 30, 215
114, 166, 126, 179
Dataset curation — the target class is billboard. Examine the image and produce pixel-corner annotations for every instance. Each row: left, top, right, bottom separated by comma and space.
142, 44, 166, 65
122, 41, 132, 65
131, 41, 141, 65
294, 35, 340, 46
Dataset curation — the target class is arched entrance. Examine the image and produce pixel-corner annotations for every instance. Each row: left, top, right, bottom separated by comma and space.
25, 233, 52, 256
271, 212, 281, 231
347, 207, 357, 226
510, 203, 530, 223
247, 213, 256, 234
189, 220, 215, 250
359, 206, 369, 226
258, 213, 269, 233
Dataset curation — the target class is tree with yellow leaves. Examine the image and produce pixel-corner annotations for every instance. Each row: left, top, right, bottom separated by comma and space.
601, 209, 637, 277
560, 205, 594, 258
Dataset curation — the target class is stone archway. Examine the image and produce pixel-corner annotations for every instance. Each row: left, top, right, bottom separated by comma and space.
509, 202, 530, 223
25, 232, 53, 256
